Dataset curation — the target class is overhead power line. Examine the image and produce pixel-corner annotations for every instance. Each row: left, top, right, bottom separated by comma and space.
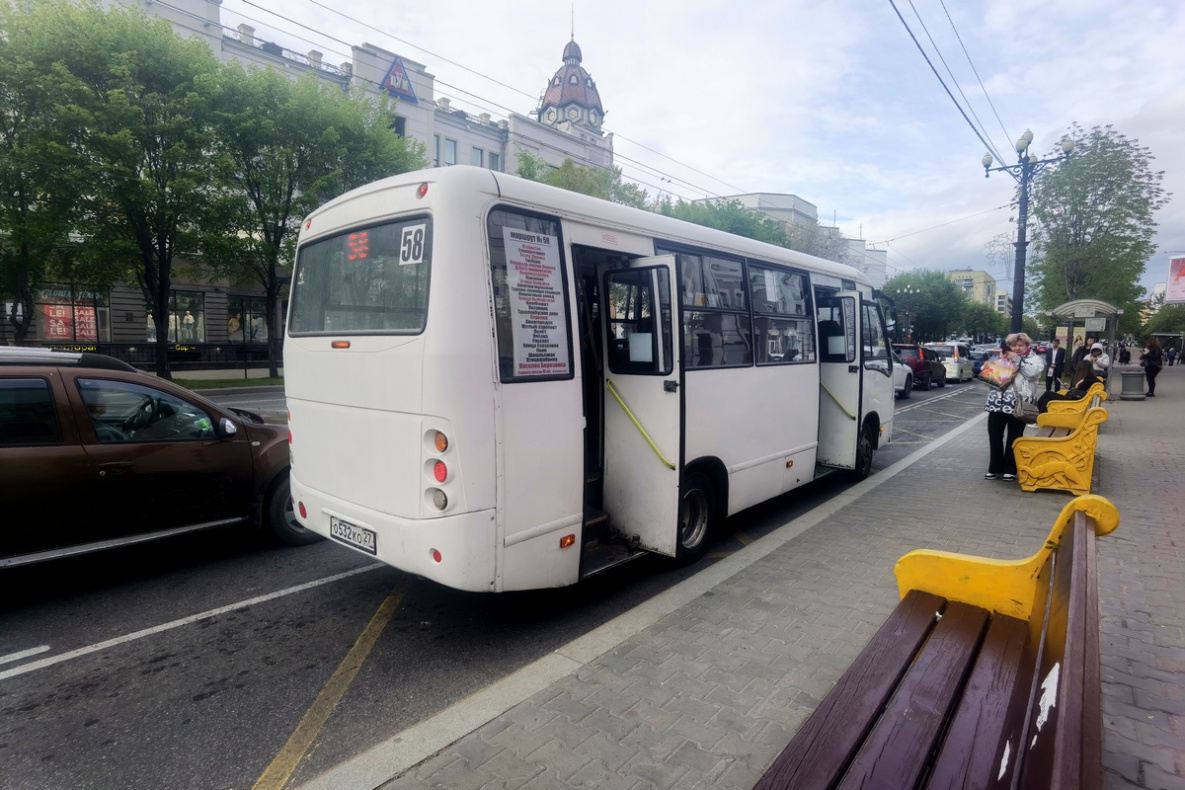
888, 0, 1003, 164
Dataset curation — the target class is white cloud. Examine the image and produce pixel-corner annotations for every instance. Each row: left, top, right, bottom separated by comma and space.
220, 0, 1182, 295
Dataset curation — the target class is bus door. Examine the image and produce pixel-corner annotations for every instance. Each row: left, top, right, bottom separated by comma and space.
601, 257, 681, 555
816, 292, 861, 468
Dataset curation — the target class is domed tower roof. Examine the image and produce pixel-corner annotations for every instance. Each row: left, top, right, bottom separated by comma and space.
536, 37, 604, 132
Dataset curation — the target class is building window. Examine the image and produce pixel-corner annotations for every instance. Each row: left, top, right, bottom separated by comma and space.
471, 147, 483, 167
227, 296, 269, 344
165, 291, 205, 344
28, 285, 111, 345
444, 139, 457, 166
489, 152, 501, 172
391, 115, 406, 136
433, 135, 440, 166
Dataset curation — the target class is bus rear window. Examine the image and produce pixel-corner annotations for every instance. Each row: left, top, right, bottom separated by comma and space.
289, 218, 432, 335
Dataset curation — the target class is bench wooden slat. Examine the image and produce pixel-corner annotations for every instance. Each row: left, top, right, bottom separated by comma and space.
923, 612, 1033, 790
754, 589, 945, 790
837, 601, 990, 790
1018, 516, 1100, 790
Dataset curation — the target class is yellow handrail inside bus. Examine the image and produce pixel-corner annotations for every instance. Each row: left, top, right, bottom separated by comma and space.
605, 379, 677, 470
820, 381, 858, 421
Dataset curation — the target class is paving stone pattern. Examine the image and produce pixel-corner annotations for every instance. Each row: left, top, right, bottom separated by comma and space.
379, 366, 1184, 790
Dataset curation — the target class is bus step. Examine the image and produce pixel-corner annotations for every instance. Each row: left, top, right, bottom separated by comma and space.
580, 540, 647, 581
583, 506, 610, 541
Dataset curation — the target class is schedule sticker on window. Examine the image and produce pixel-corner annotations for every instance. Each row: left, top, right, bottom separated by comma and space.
502, 228, 570, 377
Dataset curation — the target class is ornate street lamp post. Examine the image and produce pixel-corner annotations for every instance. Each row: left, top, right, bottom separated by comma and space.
983, 130, 1074, 334
895, 286, 917, 342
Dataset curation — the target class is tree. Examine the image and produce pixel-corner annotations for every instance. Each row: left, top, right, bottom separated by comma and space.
657, 198, 791, 247
883, 271, 970, 343
962, 301, 1006, 342
1142, 303, 1185, 341
15, 0, 223, 377
514, 152, 648, 208
1029, 123, 1170, 338
201, 65, 426, 376
0, 1, 108, 343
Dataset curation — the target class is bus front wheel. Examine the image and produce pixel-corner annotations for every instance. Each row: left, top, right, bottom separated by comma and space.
849, 429, 875, 481
677, 471, 716, 562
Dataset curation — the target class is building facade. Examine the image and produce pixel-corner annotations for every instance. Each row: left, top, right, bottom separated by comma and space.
946, 269, 998, 309
4, 1, 611, 366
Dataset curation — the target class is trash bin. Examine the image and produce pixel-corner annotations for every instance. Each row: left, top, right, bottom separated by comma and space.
1119, 367, 1146, 400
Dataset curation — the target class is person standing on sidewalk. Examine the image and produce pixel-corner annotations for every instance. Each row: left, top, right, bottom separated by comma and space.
1141, 338, 1164, 396
985, 333, 1044, 481
1045, 337, 1066, 392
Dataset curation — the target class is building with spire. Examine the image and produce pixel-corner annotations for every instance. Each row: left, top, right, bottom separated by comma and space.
2, 0, 615, 357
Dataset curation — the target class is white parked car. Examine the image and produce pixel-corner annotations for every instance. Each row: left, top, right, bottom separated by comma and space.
925, 343, 975, 383
892, 350, 912, 399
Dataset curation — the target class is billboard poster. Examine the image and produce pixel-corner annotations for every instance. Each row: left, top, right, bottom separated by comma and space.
1167, 255, 1185, 303
502, 227, 570, 378
41, 303, 97, 340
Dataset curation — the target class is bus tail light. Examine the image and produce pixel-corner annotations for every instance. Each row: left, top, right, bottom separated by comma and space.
433, 461, 447, 482
431, 489, 448, 510
430, 548, 442, 563
298, 502, 307, 518
433, 431, 448, 452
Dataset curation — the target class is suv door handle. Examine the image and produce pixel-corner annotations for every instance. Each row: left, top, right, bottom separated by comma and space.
98, 461, 134, 476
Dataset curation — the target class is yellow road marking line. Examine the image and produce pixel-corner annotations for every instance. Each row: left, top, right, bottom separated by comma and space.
736, 533, 754, 546
253, 581, 408, 790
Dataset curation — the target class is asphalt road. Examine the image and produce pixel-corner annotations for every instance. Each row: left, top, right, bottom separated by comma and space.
0, 380, 992, 790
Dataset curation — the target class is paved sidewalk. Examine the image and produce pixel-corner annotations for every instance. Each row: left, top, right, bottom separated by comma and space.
300, 366, 1185, 790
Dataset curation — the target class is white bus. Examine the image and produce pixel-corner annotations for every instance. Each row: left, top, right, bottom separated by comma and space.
284, 166, 894, 592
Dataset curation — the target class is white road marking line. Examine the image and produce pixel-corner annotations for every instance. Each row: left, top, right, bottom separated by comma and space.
0, 645, 51, 665
0, 564, 384, 682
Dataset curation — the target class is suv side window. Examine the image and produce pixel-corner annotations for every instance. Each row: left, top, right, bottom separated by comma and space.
77, 378, 215, 444
0, 378, 62, 445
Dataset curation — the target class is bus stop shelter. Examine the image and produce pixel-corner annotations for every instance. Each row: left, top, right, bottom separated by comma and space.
1048, 299, 1122, 351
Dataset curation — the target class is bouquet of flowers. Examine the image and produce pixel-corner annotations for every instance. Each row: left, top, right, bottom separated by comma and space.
977, 355, 1018, 389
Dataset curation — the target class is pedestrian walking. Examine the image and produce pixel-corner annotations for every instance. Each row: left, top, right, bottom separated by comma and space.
984, 333, 1043, 481
1141, 338, 1164, 396
1168, 346, 1178, 367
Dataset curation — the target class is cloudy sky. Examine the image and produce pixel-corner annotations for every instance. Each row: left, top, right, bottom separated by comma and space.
217, 0, 1183, 298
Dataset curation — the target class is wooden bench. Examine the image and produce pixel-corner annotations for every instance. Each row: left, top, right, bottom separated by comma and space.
1045, 382, 1107, 416
755, 495, 1119, 790
1013, 407, 1107, 495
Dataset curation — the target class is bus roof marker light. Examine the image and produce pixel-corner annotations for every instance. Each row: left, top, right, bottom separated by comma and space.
418, 183, 429, 198
331, 340, 351, 349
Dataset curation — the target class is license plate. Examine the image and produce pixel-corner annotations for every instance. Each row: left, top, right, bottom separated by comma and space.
329, 516, 377, 555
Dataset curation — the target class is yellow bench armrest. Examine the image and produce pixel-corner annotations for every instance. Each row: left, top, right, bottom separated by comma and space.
894, 495, 1119, 619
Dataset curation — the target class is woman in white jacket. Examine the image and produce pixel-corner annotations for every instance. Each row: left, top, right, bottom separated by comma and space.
984, 332, 1044, 480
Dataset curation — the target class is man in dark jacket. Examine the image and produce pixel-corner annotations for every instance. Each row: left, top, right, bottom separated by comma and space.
1045, 338, 1066, 391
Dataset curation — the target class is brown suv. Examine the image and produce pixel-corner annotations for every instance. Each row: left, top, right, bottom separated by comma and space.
0, 348, 319, 568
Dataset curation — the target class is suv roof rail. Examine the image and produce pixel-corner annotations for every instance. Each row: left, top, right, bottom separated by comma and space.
0, 346, 138, 372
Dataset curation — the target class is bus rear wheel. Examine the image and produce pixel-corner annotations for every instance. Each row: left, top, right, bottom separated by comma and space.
677, 471, 716, 562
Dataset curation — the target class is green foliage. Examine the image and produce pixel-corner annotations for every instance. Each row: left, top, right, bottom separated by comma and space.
0, 0, 115, 341
1142, 303, 1185, 340
884, 271, 973, 343
514, 152, 647, 208
199, 64, 425, 375
657, 198, 791, 247
1030, 123, 1170, 336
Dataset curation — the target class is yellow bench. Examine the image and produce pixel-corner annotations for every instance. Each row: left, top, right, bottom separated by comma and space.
1013, 406, 1108, 495
758, 496, 1119, 789
1045, 381, 1107, 415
